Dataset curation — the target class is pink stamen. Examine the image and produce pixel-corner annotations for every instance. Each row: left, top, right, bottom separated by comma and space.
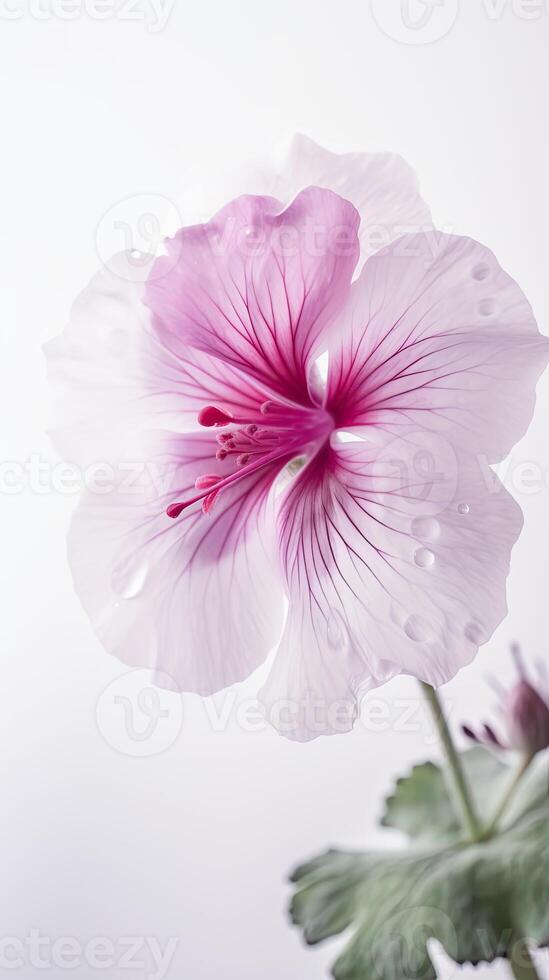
166, 400, 333, 519
167, 501, 189, 519
202, 489, 220, 515
166, 446, 288, 518
260, 399, 299, 416
195, 474, 222, 490
198, 405, 234, 427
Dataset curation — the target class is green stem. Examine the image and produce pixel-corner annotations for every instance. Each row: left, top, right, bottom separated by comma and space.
420, 682, 482, 841
509, 937, 541, 979
481, 754, 534, 840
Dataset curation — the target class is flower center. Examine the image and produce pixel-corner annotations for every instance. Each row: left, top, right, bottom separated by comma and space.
166, 399, 332, 518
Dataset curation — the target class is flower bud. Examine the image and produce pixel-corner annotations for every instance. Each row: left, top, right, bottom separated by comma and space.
462, 643, 549, 757
506, 679, 549, 756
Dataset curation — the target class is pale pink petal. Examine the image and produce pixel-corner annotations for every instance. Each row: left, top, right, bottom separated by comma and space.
145, 188, 360, 405
327, 233, 549, 462
260, 434, 522, 741
255, 133, 432, 270
68, 431, 283, 694
44, 253, 272, 468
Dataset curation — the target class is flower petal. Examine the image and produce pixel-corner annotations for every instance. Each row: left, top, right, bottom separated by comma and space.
257, 134, 432, 270
145, 188, 360, 405
260, 435, 522, 741
44, 253, 272, 467
327, 233, 549, 462
68, 431, 283, 694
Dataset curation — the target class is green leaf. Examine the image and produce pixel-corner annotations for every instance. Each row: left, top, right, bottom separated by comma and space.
381, 747, 510, 843
290, 750, 549, 980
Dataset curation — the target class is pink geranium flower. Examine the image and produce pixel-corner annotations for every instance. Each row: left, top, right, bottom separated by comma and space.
46, 137, 549, 740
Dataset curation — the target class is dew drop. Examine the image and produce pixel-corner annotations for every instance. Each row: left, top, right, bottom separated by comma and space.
478, 298, 497, 317
404, 615, 430, 643
464, 621, 485, 644
414, 547, 435, 568
411, 516, 440, 541
457, 502, 470, 515
111, 556, 149, 600
472, 263, 490, 281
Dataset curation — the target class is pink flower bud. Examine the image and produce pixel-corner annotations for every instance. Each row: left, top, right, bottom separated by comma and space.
462, 643, 549, 757
506, 679, 549, 756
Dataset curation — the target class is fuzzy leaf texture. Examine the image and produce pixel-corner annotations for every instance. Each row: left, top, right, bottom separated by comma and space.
289, 748, 549, 979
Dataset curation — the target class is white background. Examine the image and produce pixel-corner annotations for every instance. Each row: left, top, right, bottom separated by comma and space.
1, 1, 549, 977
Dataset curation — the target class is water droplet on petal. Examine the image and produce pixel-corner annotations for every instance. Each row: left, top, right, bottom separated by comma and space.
457, 502, 470, 515
465, 621, 485, 644
414, 547, 435, 568
411, 516, 440, 541
404, 615, 431, 643
472, 263, 490, 281
111, 556, 149, 599
478, 298, 497, 317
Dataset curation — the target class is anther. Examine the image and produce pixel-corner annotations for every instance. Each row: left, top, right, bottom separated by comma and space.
167, 501, 188, 519
195, 474, 222, 490
202, 490, 220, 515
166, 398, 326, 521
198, 405, 234, 427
